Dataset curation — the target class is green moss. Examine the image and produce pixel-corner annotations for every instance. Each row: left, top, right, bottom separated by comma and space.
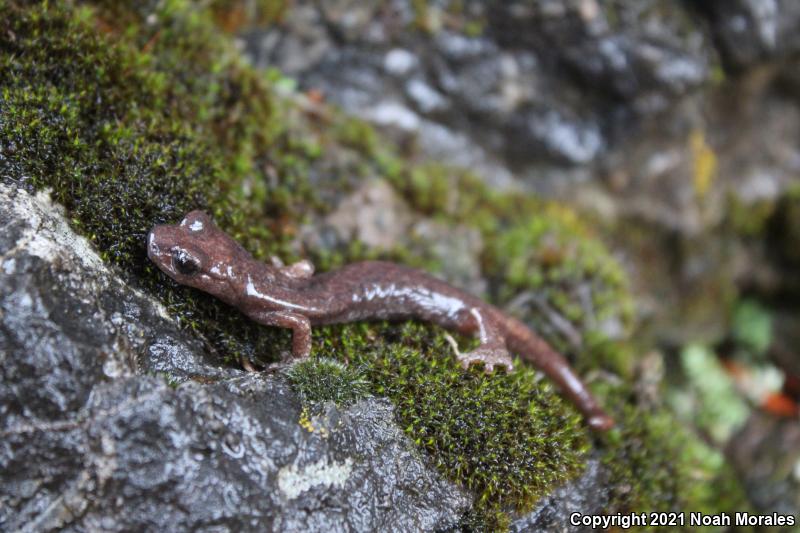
311, 321, 588, 530
726, 192, 776, 238
485, 205, 633, 359
2, 1, 216, 262
600, 388, 752, 532
286, 358, 371, 407
0, 0, 320, 367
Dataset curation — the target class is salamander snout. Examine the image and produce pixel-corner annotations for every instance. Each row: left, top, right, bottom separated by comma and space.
147, 224, 206, 282
146, 225, 172, 270
146, 228, 159, 262
147, 215, 246, 308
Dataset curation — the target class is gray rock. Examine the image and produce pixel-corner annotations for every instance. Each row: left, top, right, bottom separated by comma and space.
0, 183, 471, 532
702, 0, 800, 69
511, 459, 609, 533
246, 0, 711, 173
408, 219, 487, 297
770, 312, 800, 378
487, 0, 711, 103
304, 178, 414, 251
727, 411, 800, 515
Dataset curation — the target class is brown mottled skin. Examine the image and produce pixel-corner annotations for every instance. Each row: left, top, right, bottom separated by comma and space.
148, 211, 614, 431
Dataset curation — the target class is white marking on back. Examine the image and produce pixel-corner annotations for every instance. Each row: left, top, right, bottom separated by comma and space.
245, 274, 318, 312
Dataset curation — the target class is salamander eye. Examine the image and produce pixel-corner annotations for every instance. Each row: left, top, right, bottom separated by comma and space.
172, 249, 200, 276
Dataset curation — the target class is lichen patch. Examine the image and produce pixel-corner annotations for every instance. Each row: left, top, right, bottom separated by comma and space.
277, 457, 354, 500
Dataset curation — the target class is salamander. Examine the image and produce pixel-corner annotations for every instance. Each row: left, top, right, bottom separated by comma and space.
147, 210, 614, 431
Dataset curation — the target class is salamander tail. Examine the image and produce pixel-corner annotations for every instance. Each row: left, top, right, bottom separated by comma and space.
502, 314, 614, 431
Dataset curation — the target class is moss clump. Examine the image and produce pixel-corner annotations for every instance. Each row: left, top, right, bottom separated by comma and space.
485, 206, 633, 360
600, 390, 752, 532
286, 358, 370, 407
0, 1, 219, 264
0, 0, 323, 367
730, 299, 772, 358
303, 321, 588, 530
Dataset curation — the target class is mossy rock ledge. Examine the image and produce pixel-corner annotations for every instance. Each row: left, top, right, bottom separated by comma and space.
0, 1, 749, 531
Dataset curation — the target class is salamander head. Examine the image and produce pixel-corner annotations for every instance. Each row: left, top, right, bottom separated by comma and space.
147, 210, 259, 304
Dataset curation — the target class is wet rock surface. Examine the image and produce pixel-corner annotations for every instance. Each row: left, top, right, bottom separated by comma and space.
727, 411, 800, 515
246, 0, 713, 184
0, 183, 474, 531
510, 458, 608, 533
701, 0, 800, 70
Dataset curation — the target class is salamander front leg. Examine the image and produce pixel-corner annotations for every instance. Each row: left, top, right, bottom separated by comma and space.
455, 307, 514, 372
249, 310, 313, 360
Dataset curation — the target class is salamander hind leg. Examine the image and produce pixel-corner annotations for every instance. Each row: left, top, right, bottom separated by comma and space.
457, 342, 514, 372
454, 307, 514, 372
